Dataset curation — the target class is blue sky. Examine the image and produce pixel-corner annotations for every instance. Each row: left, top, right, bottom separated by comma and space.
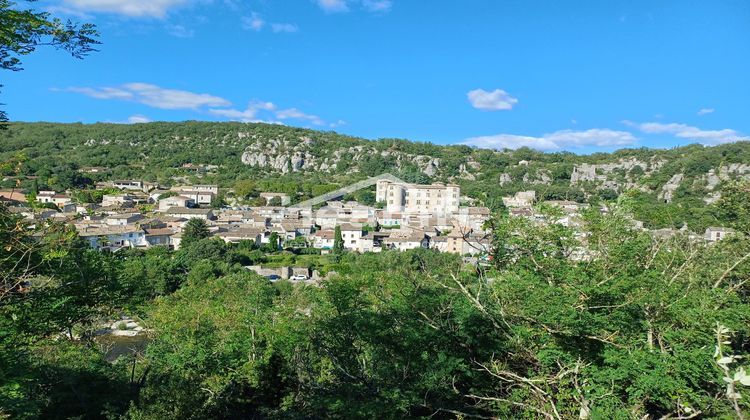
4, 0, 749, 153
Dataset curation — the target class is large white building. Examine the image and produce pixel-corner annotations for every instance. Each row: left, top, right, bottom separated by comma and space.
376, 180, 460, 216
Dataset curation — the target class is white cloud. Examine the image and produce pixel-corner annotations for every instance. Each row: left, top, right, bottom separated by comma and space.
242, 12, 265, 31
467, 88, 518, 111
271, 23, 299, 33
275, 108, 325, 125
625, 121, 744, 145
56, 0, 189, 18
210, 101, 326, 126
209, 101, 276, 121
315, 0, 392, 13
127, 115, 151, 124
697, 108, 715, 116
317, 0, 349, 13
243, 13, 297, 33
464, 128, 637, 151
64, 83, 231, 110
362, 0, 392, 12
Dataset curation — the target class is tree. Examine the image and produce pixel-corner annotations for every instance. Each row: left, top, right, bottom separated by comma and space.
124, 272, 287, 419
210, 192, 226, 209
268, 196, 282, 206
717, 181, 750, 233
181, 218, 210, 246
333, 225, 344, 253
264, 231, 280, 252
233, 179, 256, 199
1, 0, 99, 124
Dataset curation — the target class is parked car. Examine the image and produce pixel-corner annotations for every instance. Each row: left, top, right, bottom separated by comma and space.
290, 274, 308, 281
265, 274, 281, 281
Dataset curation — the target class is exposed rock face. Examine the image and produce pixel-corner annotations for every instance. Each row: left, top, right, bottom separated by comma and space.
570, 164, 600, 183
659, 174, 684, 203
240, 137, 453, 177
570, 158, 648, 184
700, 163, 750, 203
523, 170, 552, 185
499, 173, 512, 185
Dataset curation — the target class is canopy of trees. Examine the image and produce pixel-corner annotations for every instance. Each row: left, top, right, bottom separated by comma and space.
2, 181, 750, 418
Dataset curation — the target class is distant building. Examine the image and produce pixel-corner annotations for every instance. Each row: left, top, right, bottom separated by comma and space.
376, 180, 460, 216
76, 225, 148, 251
36, 191, 72, 207
164, 207, 214, 220
705, 227, 735, 242
112, 180, 144, 191
0, 190, 27, 204
384, 229, 429, 251
170, 185, 218, 205
105, 213, 144, 226
215, 228, 263, 244
158, 195, 195, 211
102, 194, 135, 208
339, 223, 363, 251
311, 229, 336, 250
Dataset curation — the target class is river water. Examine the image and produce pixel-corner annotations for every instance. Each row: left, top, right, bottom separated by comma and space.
95, 334, 150, 362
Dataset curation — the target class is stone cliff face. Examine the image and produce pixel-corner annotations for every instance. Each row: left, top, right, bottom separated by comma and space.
240, 136, 447, 177
233, 130, 750, 203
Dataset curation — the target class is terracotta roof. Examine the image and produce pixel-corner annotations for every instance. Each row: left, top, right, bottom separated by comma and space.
144, 228, 175, 236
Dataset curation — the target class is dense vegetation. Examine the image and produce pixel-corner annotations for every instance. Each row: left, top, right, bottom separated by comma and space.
2, 122, 749, 232
2, 181, 750, 418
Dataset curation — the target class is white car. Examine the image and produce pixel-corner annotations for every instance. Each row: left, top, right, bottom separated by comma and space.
290, 274, 308, 281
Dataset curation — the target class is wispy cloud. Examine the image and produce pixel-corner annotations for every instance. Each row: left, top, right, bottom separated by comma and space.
315, 0, 393, 13
464, 128, 637, 151
624, 120, 744, 145
242, 12, 265, 31
697, 108, 715, 116
362, 0, 392, 12
242, 12, 298, 33
271, 23, 299, 33
467, 88, 518, 111
62, 83, 231, 110
54, 0, 190, 18
210, 101, 326, 126
316, 0, 349, 13
276, 108, 324, 125
127, 114, 151, 124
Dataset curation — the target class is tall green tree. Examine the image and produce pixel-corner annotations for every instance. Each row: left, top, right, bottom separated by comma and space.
181, 218, 210, 246
333, 225, 344, 253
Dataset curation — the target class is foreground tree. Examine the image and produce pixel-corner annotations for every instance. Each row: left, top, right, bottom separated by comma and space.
0, 0, 99, 124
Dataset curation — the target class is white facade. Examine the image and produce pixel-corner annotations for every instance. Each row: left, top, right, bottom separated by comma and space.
159, 195, 195, 210
339, 224, 363, 250
376, 181, 460, 216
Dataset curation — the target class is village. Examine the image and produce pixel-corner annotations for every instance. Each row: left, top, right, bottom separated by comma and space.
0, 174, 735, 270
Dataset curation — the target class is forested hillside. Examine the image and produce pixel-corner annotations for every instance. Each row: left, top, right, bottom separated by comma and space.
2, 121, 750, 230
